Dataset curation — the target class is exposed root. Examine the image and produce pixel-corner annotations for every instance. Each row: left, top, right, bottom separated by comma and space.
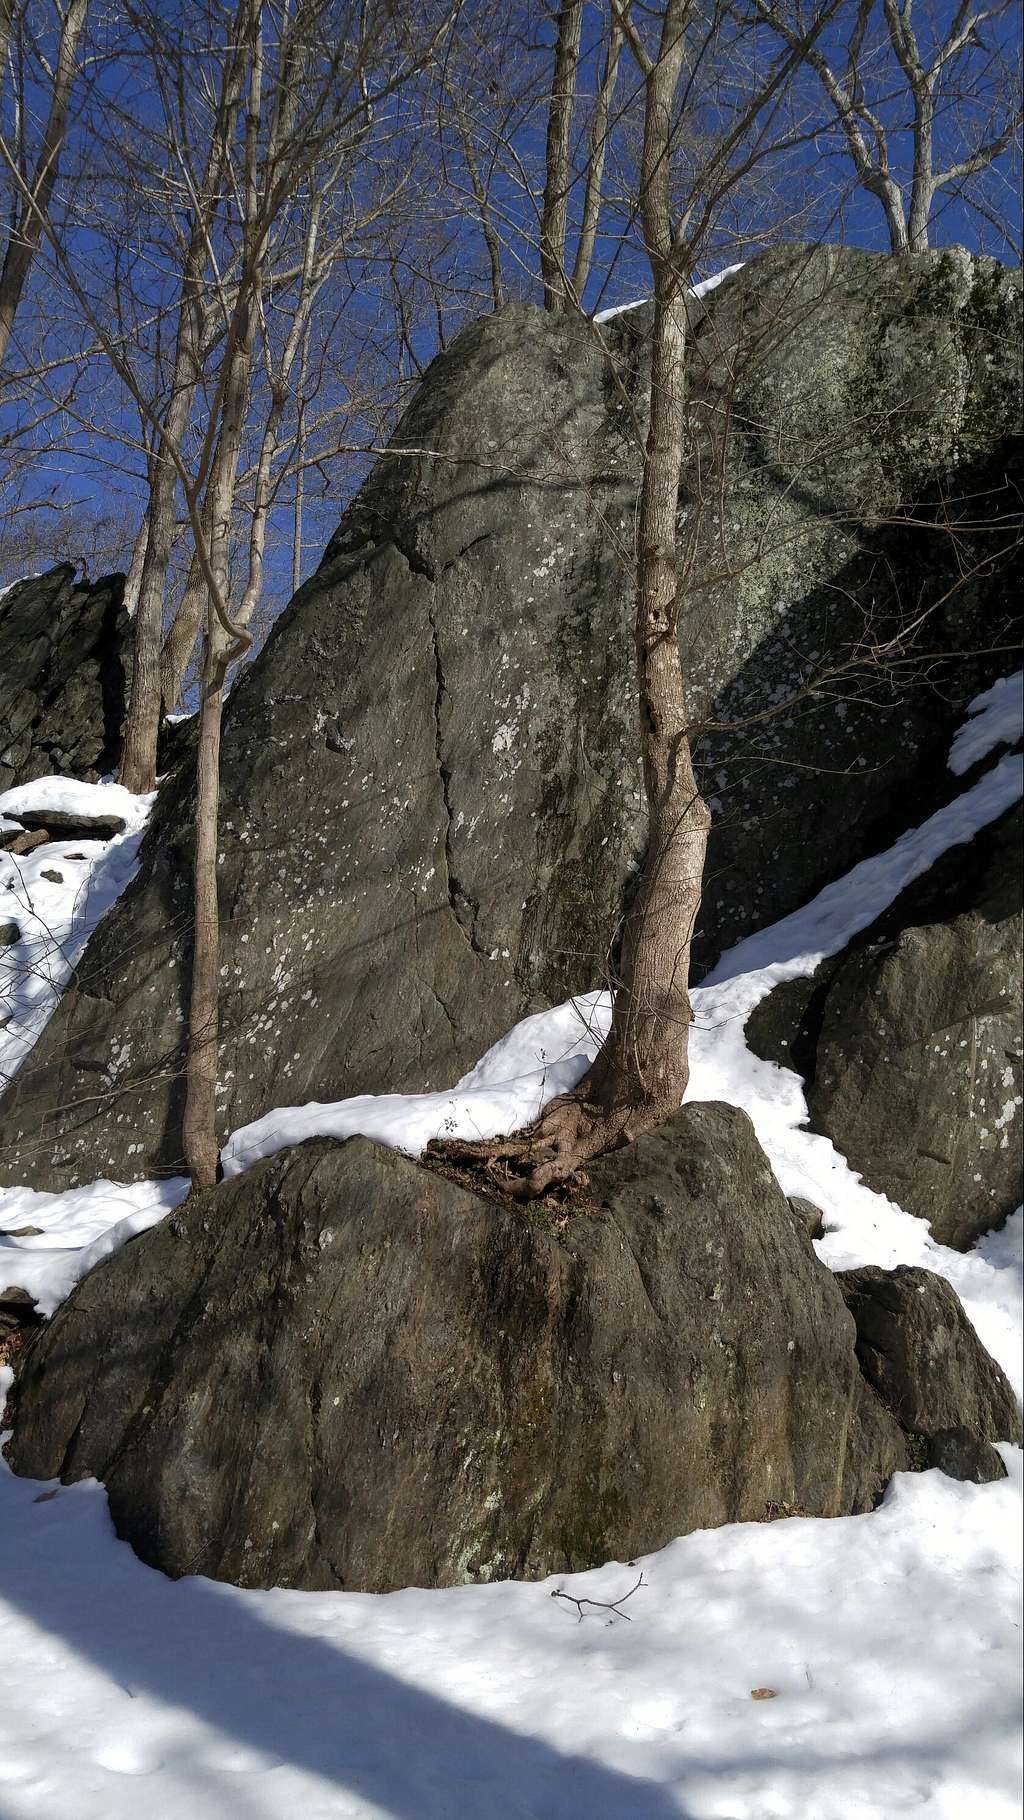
427, 1086, 641, 1200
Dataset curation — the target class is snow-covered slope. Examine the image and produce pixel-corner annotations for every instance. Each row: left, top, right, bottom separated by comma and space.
1, 778, 154, 1093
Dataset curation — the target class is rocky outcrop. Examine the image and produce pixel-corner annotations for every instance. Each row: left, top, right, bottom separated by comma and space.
0, 566, 130, 793
837, 1265, 1022, 1480
0, 247, 1019, 1189
5, 1104, 910, 1592
747, 805, 1023, 1248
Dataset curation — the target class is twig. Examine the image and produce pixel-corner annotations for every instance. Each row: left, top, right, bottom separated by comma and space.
551, 1571, 646, 1623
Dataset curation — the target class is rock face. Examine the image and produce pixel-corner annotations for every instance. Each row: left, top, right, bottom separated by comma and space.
0, 247, 1020, 1189
5, 1104, 909, 1592
747, 806, 1023, 1248
0, 566, 130, 793
837, 1265, 1022, 1480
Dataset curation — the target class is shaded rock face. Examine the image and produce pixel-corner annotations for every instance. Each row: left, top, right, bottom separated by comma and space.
925, 1427, 1009, 1484
837, 1265, 1021, 1482
0, 566, 130, 793
747, 806, 1023, 1249
0, 247, 1020, 1189
5, 1105, 909, 1592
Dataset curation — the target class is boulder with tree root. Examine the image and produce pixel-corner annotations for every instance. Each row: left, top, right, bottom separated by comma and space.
6, 1104, 1018, 1592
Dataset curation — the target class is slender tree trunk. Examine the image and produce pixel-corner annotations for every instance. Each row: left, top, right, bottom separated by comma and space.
0, 0, 87, 368
495, 282, 709, 1193
571, 11, 623, 301
868, 173, 911, 253
907, 91, 935, 250
292, 394, 306, 595
586, 284, 709, 1120
540, 0, 583, 312
180, 616, 226, 1187
181, 11, 262, 1188
122, 510, 149, 617
450, 0, 708, 1193
120, 438, 183, 790
160, 548, 206, 713
235, 389, 283, 629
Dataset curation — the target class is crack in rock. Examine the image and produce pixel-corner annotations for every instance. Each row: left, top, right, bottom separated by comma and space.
426, 599, 488, 958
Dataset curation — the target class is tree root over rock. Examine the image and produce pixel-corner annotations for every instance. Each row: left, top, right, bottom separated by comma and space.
425, 1077, 660, 1204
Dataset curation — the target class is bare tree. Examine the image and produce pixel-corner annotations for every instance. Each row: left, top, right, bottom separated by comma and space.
444, 0, 841, 1190
12, 0, 459, 1186
0, 0, 87, 369
752, 0, 1023, 254
115, 0, 252, 792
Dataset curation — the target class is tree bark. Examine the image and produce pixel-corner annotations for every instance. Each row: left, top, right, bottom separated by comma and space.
123, 510, 150, 618
540, 0, 583, 312
160, 549, 205, 713
180, 618, 226, 1189
120, 435, 183, 789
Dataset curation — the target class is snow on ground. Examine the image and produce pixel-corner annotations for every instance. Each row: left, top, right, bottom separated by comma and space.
0, 1177, 188, 1316
948, 671, 1023, 776
1, 1359, 1020, 1820
0, 694, 1021, 1818
0, 777, 154, 1093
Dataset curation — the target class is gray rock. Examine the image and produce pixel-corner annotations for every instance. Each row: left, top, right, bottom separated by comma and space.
788, 1196, 826, 1241
747, 808, 1023, 1249
0, 921, 18, 948
4, 1104, 907, 1592
0, 1284, 42, 1336
0, 248, 1020, 1189
837, 1264, 1022, 1446
8, 808, 127, 841
0, 829, 47, 856
810, 813, 1022, 1250
0, 566, 131, 793
926, 1427, 1008, 1484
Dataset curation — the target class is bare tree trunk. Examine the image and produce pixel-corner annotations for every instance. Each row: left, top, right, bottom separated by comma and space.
181, 11, 262, 1188
160, 548, 205, 712
180, 615, 227, 1188
571, 8, 623, 301
451, 0, 708, 1193
120, 439, 182, 788
588, 285, 709, 1112
235, 390, 282, 630
882, 0, 935, 251
868, 171, 911, 253
292, 391, 306, 595
122, 510, 149, 617
0, 0, 87, 367
540, 0, 583, 312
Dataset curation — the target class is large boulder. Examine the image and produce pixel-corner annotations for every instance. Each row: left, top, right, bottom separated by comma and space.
747, 805, 1023, 1249
0, 566, 130, 792
0, 247, 1019, 1189
5, 1104, 909, 1592
837, 1265, 1022, 1479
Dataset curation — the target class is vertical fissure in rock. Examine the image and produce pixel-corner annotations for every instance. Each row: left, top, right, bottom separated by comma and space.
426, 598, 488, 958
